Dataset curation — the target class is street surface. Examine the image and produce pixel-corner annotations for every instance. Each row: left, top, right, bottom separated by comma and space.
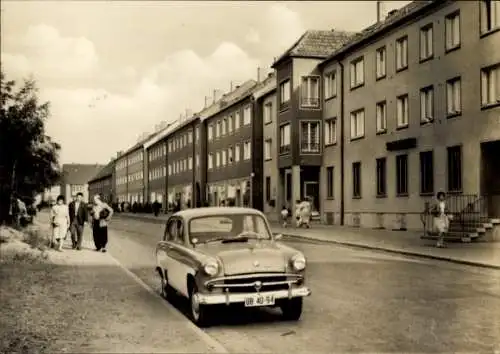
108, 217, 500, 353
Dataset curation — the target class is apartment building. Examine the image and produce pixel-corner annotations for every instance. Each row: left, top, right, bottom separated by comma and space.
146, 137, 167, 205
272, 30, 354, 217
60, 164, 105, 203
319, 0, 500, 230
166, 117, 199, 209
115, 152, 128, 202
202, 80, 264, 209
255, 74, 278, 221
88, 160, 115, 203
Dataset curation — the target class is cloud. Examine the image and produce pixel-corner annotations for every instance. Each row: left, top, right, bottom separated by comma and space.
2, 24, 98, 80
245, 28, 261, 43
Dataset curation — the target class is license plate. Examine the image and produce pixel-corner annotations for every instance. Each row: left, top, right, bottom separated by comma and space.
244, 294, 275, 307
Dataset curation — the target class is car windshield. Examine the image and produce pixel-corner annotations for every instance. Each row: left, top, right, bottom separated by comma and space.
189, 214, 271, 244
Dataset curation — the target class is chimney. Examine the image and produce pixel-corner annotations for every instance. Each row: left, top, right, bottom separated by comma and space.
204, 96, 210, 108
376, 1, 381, 22
387, 9, 398, 18
257, 67, 261, 82
230, 81, 234, 91
185, 108, 192, 118
212, 89, 220, 103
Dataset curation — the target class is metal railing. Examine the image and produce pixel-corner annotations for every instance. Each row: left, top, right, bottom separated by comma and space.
421, 194, 489, 237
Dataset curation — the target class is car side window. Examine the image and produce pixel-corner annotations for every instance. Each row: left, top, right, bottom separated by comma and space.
175, 219, 185, 244
165, 218, 178, 242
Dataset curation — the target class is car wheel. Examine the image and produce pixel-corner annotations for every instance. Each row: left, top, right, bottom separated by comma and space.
280, 298, 303, 321
189, 282, 211, 328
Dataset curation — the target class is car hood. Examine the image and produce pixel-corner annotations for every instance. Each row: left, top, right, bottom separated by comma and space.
197, 240, 287, 275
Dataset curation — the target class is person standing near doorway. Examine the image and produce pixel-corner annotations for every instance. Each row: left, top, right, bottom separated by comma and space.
431, 191, 453, 248
68, 192, 87, 250
91, 194, 114, 252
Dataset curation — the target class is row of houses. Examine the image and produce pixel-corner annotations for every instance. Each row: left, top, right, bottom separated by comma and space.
88, 0, 500, 231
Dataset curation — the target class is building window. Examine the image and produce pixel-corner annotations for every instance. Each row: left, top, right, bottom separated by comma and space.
228, 115, 234, 133
208, 124, 213, 140
396, 36, 408, 71
264, 102, 273, 124
280, 123, 291, 154
447, 145, 462, 192
221, 150, 227, 166
234, 144, 240, 162
420, 24, 433, 60
350, 57, 364, 88
480, 0, 500, 35
221, 118, 227, 135
195, 126, 200, 142
208, 153, 213, 169
446, 77, 462, 116
243, 106, 252, 125
396, 94, 409, 128
234, 111, 241, 130
326, 166, 334, 199
324, 71, 337, 98
301, 121, 320, 153
196, 154, 200, 168
188, 131, 193, 144
324, 118, 337, 145
301, 76, 320, 107
216, 151, 220, 168
375, 46, 386, 79
350, 109, 365, 139
227, 147, 233, 164
264, 139, 272, 160
216, 120, 221, 138
376, 158, 387, 197
376, 101, 387, 133
243, 141, 251, 160
420, 86, 434, 123
280, 79, 291, 106
265, 177, 271, 202
420, 151, 434, 195
352, 162, 361, 198
188, 156, 193, 170
396, 154, 408, 196
445, 12, 461, 51
481, 64, 500, 107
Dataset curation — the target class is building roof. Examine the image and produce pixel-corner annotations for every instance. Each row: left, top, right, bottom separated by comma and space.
199, 80, 258, 121
252, 73, 276, 101
272, 29, 355, 68
320, 0, 437, 66
62, 164, 105, 185
88, 160, 115, 184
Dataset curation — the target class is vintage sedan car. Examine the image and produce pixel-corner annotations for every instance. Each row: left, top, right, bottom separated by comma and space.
155, 207, 311, 327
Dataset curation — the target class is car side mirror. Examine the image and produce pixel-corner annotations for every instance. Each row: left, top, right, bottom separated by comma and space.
274, 233, 283, 241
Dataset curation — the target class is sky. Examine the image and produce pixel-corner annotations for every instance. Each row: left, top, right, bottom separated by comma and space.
1, 0, 410, 165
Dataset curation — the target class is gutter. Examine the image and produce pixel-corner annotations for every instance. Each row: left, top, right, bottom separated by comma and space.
339, 60, 345, 226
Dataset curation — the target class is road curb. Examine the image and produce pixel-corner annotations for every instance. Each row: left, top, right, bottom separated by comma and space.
282, 234, 500, 270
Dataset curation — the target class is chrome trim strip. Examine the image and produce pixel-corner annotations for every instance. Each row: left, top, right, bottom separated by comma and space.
197, 287, 312, 305
209, 279, 299, 288
205, 273, 303, 287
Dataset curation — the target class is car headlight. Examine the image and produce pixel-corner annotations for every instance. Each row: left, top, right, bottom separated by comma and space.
291, 254, 306, 271
203, 261, 219, 276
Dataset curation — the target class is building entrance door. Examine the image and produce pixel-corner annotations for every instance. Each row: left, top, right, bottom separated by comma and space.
304, 181, 319, 212
481, 140, 500, 217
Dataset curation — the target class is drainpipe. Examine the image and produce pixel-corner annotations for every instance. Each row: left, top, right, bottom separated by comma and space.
339, 60, 345, 226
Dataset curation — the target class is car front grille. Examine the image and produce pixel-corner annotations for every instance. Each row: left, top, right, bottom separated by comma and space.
205, 273, 302, 293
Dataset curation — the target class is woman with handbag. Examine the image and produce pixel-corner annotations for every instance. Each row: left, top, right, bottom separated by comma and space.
50, 195, 70, 251
91, 194, 114, 252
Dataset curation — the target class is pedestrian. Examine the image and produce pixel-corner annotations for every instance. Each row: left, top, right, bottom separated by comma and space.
68, 192, 88, 250
431, 191, 453, 248
296, 199, 312, 228
90, 194, 114, 253
50, 195, 70, 252
281, 205, 289, 228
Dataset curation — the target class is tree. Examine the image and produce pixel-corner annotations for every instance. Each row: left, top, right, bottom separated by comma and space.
0, 68, 62, 224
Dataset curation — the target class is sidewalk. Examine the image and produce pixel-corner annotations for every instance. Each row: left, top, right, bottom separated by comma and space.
116, 212, 500, 269
1, 213, 226, 354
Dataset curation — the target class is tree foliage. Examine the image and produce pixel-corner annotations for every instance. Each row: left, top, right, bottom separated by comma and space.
0, 68, 62, 223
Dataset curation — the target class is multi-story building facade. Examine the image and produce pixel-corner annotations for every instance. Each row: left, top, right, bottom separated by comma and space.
60, 164, 105, 203
126, 146, 145, 204
115, 152, 128, 203
88, 160, 115, 203
202, 80, 264, 209
255, 73, 278, 220
146, 137, 167, 206
319, 0, 500, 230
271, 30, 354, 217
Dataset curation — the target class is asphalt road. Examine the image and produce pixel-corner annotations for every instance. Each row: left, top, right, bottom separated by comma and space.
107, 216, 500, 353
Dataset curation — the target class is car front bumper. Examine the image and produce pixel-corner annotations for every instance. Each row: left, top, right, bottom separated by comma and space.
196, 286, 311, 306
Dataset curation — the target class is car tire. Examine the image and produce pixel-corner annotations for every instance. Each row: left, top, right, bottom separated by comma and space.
280, 298, 303, 321
159, 268, 173, 300
189, 281, 211, 328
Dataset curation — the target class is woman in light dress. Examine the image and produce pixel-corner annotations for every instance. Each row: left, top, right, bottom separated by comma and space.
50, 195, 70, 251
296, 199, 312, 228
431, 191, 453, 248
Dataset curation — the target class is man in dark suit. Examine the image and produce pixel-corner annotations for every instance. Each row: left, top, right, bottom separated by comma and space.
68, 192, 88, 250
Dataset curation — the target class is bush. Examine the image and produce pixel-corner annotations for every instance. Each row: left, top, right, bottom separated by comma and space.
23, 228, 49, 251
